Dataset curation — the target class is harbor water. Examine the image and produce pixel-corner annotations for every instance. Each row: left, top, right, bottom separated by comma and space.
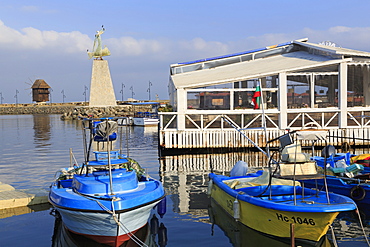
0, 114, 369, 246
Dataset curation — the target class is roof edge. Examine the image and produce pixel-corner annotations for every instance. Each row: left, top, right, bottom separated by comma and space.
171, 38, 309, 67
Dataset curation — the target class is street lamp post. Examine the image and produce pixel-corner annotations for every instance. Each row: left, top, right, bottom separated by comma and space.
15, 90, 19, 105
130, 86, 135, 100
49, 88, 53, 105
61, 90, 66, 103
0, 92, 3, 104
83, 86, 88, 104
120, 83, 125, 102
147, 81, 152, 101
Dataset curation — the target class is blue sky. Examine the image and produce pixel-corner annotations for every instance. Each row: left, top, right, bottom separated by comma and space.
1, 0, 370, 103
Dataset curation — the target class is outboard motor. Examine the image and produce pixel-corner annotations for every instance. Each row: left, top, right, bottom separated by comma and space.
321, 145, 336, 158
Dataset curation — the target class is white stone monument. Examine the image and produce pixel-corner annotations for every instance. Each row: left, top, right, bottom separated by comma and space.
87, 26, 117, 106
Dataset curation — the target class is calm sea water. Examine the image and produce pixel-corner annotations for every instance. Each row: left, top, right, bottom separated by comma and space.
0, 114, 369, 247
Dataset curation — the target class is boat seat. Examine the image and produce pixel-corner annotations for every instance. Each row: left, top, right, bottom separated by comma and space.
279, 162, 318, 176
281, 143, 311, 163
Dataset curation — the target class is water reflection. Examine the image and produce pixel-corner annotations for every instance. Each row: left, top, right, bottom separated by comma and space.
51, 211, 167, 247
33, 114, 51, 142
159, 152, 266, 214
160, 153, 370, 246
332, 206, 370, 244
0, 203, 51, 219
208, 199, 333, 247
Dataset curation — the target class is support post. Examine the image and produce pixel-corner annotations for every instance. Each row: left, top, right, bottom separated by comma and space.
279, 72, 288, 129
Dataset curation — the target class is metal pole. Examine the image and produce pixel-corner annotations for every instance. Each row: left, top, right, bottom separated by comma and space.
105, 119, 114, 195
148, 81, 152, 101
258, 79, 270, 158
130, 86, 134, 100
61, 90, 66, 103
83, 86, 88, 104
49, 88, 53, 105
15, 90, 19, 105
120, 83, 125, 102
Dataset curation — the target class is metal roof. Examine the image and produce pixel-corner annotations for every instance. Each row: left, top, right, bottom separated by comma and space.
171, 51, 347, 89
294, 40, 370, 57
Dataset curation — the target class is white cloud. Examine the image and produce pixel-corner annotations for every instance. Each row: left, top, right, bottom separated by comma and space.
0, 21, 90, 52
2, 20, 369, 62
20, 6, 39, 13
2, 21, 370, 102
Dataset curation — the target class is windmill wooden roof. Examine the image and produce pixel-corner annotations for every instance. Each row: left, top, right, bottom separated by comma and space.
31, 79, 51, 89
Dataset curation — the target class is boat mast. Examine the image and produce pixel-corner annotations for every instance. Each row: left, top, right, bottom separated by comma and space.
105, 118, 115, 195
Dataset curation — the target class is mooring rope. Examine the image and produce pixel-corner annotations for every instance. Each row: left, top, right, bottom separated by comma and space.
73, 189, 149, 247
355, 206, 370, 246
110, 199, 149, 247
329, 225, 339, 247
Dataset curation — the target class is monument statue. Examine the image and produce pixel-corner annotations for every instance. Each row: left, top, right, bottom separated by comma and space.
87, 26, 111, 59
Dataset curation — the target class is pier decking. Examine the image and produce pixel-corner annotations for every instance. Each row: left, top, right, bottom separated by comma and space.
0, 182, 48, 210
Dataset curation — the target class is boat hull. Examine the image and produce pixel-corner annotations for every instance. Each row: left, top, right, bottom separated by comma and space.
302, 177, 370, 204
55, 201, 157, 247
209, 173, 356, 242
133, 117, 159, 126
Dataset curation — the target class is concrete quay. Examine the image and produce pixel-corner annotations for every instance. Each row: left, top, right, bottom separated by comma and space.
0, 182, 49, 210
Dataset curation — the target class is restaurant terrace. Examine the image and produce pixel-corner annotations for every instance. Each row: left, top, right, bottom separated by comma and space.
159, 38, 370, 153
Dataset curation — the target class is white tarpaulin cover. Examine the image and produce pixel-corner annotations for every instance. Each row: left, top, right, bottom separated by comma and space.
295, 130, 328, 141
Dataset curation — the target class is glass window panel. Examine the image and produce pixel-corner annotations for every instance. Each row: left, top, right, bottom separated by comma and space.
287, 75, 310, 109
314, 75, 338, 108
347, 66, 365, 107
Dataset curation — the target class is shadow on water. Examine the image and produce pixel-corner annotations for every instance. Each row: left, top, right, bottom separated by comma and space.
51, 210, 168, 247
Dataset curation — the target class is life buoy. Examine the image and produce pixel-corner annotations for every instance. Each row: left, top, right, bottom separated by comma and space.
350, 185, 366, 201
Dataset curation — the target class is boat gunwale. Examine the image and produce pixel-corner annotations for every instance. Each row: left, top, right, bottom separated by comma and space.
209, 173, 357, 213
48, 193, 166, 214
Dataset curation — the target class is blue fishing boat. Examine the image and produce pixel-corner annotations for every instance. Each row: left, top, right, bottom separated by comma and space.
302, 151, 370, 205
49, 117, 166, 247
302, 175, 370, 205
209, 128, 358, 242
276, 131, 370, 205
313, 152, 370, 173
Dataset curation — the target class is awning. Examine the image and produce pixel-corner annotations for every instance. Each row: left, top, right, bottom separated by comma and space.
171, 51, 346, 89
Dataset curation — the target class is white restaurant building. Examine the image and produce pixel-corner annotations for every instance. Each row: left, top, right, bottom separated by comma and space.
159, 38, 370, 153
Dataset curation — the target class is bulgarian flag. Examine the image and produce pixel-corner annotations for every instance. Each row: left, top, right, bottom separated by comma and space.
252, 84, 261, 109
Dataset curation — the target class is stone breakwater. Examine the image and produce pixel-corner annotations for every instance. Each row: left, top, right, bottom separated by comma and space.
0, 105, 76, 115
0, 103, 154, 120
61, 105, 134, 120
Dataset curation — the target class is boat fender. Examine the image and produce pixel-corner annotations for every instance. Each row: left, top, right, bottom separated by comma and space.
150, 214, 159, 235
207, 180, 213, 195
157, 197, 167, 218
233, 198, 240, 221
158, 223, 168, 247
350, 185, 366, 201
